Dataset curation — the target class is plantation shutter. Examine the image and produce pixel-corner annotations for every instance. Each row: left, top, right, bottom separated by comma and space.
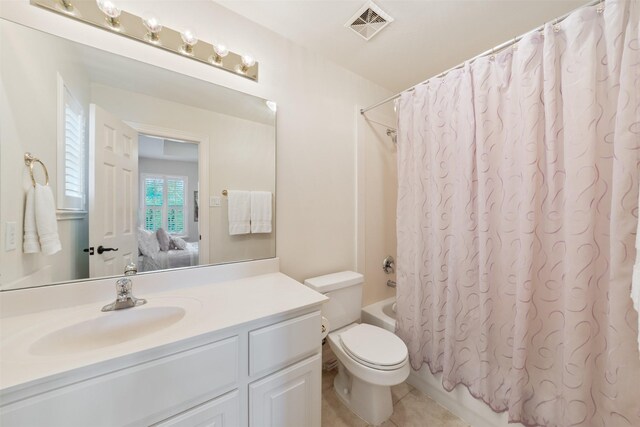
60, 86, 86, 210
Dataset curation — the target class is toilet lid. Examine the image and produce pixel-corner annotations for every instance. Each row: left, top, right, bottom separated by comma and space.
339, 324, 407, 368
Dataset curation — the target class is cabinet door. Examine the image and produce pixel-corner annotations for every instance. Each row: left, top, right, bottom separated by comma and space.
249, 354, 321, 427
154, 390, 239, 427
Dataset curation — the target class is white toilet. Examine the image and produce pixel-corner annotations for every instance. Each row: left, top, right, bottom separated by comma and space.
304, 271, 409, 425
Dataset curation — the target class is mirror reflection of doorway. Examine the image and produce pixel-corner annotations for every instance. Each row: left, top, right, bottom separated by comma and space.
137, 134, 200, 273
84, 106, 208, 278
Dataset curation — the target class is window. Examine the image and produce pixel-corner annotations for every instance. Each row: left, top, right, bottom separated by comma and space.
141, 174, 188, 235
57, 74, 86, 212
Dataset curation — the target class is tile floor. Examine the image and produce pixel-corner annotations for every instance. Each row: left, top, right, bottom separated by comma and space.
321, 368, 470, 427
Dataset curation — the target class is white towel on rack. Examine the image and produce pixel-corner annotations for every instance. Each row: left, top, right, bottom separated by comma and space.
228, 190, 251, 235
35, 184, 61, 255
23, 186, 40, 253
632, 185, 640, 358
250, 191, 272, 234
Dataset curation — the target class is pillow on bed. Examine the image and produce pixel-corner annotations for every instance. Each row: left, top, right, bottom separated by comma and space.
170, 236, 188, 250
138, 228, 160, 258
156, 228, 171, 251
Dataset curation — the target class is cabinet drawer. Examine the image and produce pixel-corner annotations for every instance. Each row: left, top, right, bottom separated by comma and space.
154, 390, 240, 427
249, 311, 321, 377
0, 336, 239, 427
249, 353, 321, 427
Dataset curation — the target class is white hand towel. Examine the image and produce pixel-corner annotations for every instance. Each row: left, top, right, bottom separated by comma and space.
228, 190, 251, 235
23, 186, 40, 253
250, 191, 272, 234
633, 185, 640, 358
34, 183, 61, 255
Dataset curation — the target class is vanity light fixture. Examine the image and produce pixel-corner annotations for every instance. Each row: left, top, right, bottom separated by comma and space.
31, 0, 259, 81
58, 0, 73, 11
142, 15, 162, 42
237, 53, 256, 75
96, 0, 121, 28
210, 42, 229, 65
180, 29, 198, 55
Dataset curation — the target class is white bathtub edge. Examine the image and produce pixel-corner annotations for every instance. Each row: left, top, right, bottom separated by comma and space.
361, 296, 396, 332
407, 366, 524, 427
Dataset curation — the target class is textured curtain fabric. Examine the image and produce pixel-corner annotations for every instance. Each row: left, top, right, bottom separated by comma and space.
395, 1, 640, 426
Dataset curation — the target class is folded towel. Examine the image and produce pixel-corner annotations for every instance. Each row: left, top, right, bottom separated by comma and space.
633, 186, 640, 358
250, 191, 272, 234
34, 184, 61, 255
228, 190, 251, 235
23, 186, 40, 253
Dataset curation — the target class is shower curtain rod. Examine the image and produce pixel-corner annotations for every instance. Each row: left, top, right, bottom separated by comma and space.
360, 0, 602, 115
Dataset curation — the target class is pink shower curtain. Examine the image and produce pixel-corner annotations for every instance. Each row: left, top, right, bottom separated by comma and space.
395, 1, 640, 426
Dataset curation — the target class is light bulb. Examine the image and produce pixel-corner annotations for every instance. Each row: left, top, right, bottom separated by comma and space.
96, 0, 121, 27
241, 54, 256, 68
142, 15, 162, 41
180, 29, 198, 54
236, 53, 256, 74
210, 42, 229, 65
213, 43, 229, 58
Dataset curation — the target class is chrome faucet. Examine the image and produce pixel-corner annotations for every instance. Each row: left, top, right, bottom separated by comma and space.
101, 263, 147, 312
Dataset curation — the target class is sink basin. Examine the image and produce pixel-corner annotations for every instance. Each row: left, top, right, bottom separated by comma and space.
29, 305, 188, 356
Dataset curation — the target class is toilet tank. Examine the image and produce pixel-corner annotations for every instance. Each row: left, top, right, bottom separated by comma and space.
304, 271, 363, 331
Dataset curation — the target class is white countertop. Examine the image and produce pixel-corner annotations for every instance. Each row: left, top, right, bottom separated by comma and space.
0, 272, 327, 394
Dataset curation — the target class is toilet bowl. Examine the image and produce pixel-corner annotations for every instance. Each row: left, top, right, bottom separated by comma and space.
328, 323, 409, 425
303, 271, 409, 426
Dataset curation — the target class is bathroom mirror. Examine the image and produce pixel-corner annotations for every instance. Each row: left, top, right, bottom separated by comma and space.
0, 18, 276, 291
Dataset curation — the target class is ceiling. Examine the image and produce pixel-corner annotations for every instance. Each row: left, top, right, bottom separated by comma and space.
216, 0, 588, 92
138, 135, 199, 162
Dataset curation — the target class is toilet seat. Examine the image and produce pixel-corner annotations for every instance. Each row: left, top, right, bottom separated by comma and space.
339, 324, 408, 371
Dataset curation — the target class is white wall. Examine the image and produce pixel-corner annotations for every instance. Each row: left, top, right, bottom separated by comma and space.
138, 157, 199, 243
0, 20, 90, 289
0, 0, 393, 286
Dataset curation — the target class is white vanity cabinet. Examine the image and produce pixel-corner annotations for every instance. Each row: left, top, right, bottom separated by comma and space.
154, 390, 241, 427
249, 354, 321, 427
248, 311, 322, 427
0, 309, 323, 427
1, 336, 241, 426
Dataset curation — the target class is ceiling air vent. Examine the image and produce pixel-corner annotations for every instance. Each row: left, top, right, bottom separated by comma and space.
345, 1, 393, 41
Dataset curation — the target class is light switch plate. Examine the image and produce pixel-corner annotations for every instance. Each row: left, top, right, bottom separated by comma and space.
211, 196, 222, 207
5, 221, 17, 251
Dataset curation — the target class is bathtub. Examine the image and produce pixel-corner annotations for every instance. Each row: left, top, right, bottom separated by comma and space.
361, 297, 521, 427
361, 296, 396, 332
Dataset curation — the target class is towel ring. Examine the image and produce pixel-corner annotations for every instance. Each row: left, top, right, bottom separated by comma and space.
24, 152, 49, 187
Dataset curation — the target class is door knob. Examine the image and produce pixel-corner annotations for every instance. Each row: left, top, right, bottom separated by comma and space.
97, 246, 119, 255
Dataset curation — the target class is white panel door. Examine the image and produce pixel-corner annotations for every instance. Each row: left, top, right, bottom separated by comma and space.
89, 104, 138, 278
249, 354, 321, 427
